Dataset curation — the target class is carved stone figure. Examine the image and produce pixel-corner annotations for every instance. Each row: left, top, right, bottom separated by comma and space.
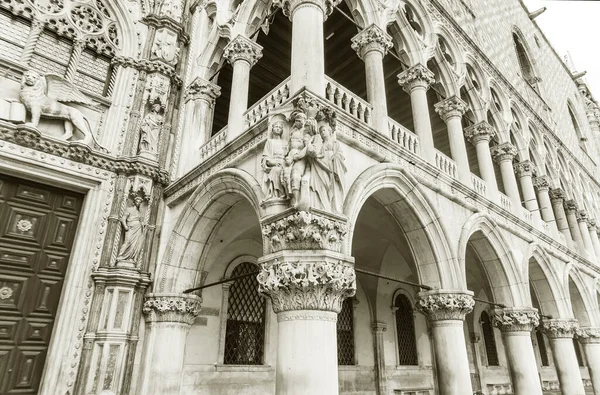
262, 120, 289, 200
318, 124, 346, 213
18, 70, 108, 151
138, 103, 164, 158
116, 195, 146, 266
286, 110, 315, 208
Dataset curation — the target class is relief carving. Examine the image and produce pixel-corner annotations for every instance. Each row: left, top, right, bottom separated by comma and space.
143, 294, 202, 324
541, 319, 579, 338
138, 101, 165, 160
491, 308, 539, 332
116, 186, 150, 267
416, 290, 475, 321
151, 28, 181, 66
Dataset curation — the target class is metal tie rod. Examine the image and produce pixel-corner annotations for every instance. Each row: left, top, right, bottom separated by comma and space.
354, 267, 432, 290
183, 271, 259, 294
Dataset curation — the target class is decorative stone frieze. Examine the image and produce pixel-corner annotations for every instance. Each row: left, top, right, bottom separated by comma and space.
576, 327, 600, 344
491, 308, 540, 332
491, 142, 518, 163
464, 121, 495, 145
576, 210, 589, 223
224, 35, 263, 66
416, 290, 475, 321
541, 319, 579, 338
514, 160, 536, 178
434, 96, 468, 121
184, 77, 221, 104
111, 56, 182, 85
273, 0, 342, 19
533, 175, 551, 191
351, 24, 393, 59
142, 293, 202, 325
549, 187, 565, 202
261, 210, 347, 254
257, 255, 356, 313
563, 199, 578, 214
397, 64, 435, 93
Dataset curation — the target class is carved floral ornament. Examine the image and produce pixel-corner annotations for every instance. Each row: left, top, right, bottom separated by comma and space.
272, 0, 342, 19
541, 319, 579, 338
397, 64, 436, 92
433, 96, 468, 119
224, 35, 263, 66
184, 77, 221, 103
563, 199, 578, 214
351, 24, 393, 58
491, 142, 518, 163
514, 160, 536, 178
491, 308, 540, 332
464, 121, 496, 144
576, 327, 600, 344
142, 294, 202, 324
416, 290, 475, 321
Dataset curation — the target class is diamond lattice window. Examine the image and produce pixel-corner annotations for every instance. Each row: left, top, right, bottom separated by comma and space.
395, 294, 418, 365
337, 297, 355, 365
223, 262, 265, 365
481, 311, 499, 366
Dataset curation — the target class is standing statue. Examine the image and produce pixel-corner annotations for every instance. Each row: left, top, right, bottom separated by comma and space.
261, 121, 289, 199
18, 70, 108, 151
116, 195, 146, 265
138, 103, 164, 157
320, 124, 346, 213
286, 110, 316, 208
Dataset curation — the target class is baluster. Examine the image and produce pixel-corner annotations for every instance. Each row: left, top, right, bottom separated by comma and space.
357, 104, 364, 122
390, 125, 397, 142
283, 85, 289, 99
335, 88, 342, 107
342, 93, 349, 112
326, 82, 334, 102
350, 98, 357, 117
364, 107, 371, 125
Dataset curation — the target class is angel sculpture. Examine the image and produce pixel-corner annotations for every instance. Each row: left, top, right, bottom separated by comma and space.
19, 70, 108, 151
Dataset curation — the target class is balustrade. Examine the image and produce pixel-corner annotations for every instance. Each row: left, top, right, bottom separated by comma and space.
471, 174, 487, 197
521, 206, 533, 224
199, 127, 227, 162
244, 77, 290, 128
388, 118, 419, 155
434, 149, 457, 179
499, 192, 512, 212
325, 76, 372, 125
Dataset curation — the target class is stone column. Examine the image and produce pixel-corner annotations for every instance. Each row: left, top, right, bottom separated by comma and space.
515, 161, 541, 221
549, 188, 573, 244
137, 294, 201, 395
542, 319, 586, 395
19, 18, 45, 64
564, 200, 585, 251
588, 220, 600, 260
223, 35, 262, 141
577, 211, 597, 260
65, 38, 87, 81
534, 176, 556, 229
492, 308, 543, 395
434, 96, 470, 184
372, 321, 387, 395
351, 24, 393, 137
491, 142, 521, 210
416, 290, 474, 395
576, 327, 600, 395
398, 64, 436, 163
465, 121, 498, 193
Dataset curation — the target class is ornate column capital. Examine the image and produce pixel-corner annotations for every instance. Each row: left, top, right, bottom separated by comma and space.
533, 175, 551, 191
563, 199, 579, 215
541, 319, 579, 339
397, 63, 435, 93
273, 0, 341, 19
416, 289, 474, 322
514, 160, 536, 178
371, 321, 388, 333
184, 77, 221, 104
577, 210, 589, 223
464, 121, 495, 145
434, 95, 468, 121
491, 307, 540, 332
351, 24, 393, 59
588, 219, 597, 231
576, 327, 600, 344
224, 35, 263, 66
142, 293, 202, 325
491, 142, 518, 164
549, 187, 565, 203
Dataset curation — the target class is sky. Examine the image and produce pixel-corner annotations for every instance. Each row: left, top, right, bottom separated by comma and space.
521, 0, 600, 97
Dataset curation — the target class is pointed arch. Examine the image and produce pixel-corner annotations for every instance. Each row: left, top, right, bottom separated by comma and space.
568, 268, 598, 326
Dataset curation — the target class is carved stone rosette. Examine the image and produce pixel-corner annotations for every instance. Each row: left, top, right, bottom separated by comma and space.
224, 35, 263, 66
514, 160, 536, 178
464, 121, 495, 145
434, 96, 468, 121
273, 0, 342, 19
416, 290, 475, 322
541, 319, 579, 339
576, 327, 600, 344
184, 77, 221, 104
351, 24, 393, 59
257, 252, 356, 313
491, 142, 518, 164
533, 175, 551, 191
142, 293, 202, 325
397, 64, 435, 93
491, 307, 540, 332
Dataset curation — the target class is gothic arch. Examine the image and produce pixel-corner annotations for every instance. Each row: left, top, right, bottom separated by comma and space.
461, 55, 488, 121
388, 0, 436, 66
343, 163, 458, 289
568, 267, 598, 326
507, 104, 528, 160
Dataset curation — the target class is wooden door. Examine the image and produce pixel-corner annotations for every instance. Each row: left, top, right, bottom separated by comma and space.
0, 175, 83, 394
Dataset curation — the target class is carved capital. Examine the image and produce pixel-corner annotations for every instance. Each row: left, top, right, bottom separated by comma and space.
588, 219, 597, 231
491, 142, 518, 163
371, 321, 387, 333
416, 290, 474, 322
533, 175, 550, 191
576, 327, 600, 344
492, 308, 540, 332
514, 160, 536, 178
142, 293, 202, 325
434, 96, 468, 121
257, 252, 356, 313
563, 199, 578, 214
224, 35, 263, 66
184, 77, 221, 104
397, 64, 435, 93
549, 187, 565, 203
464, 121, 495, 145
541, 319, 579, 338
577, 210, 589, 223
273, 0, 341, 19
351, 24, 393, 59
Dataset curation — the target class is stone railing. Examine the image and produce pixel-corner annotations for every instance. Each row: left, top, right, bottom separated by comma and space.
199, 126, 227, 162
520, 206, 533, 224
392, 389, 433, 395
245, 77, 291, 128
325, 76, 372, 125
434, 149, 457, 179
487, 384, 513, 395
471, 174, 487, 197
388, 118, 419, 155
499, 192, 512, 212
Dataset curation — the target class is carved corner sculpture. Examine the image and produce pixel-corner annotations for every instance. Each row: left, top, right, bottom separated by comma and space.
115, 185, 151, 268
18, 70, 108, 152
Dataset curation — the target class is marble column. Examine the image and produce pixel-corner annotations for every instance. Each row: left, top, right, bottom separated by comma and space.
138, 294, 201, 395
65, 38, 87, 81
434, 96, 470, 184
577, 210, 597, 260
398, 64, 436, 163
542, 319, 586, 395
19, 18, 45, 64
549, 188, 573, 245
351, 24, 392, 137
515, 161, 541, 221
223, 35, 262, 141
588, 220, 600, 260
372, 321, 387, 395
492, 308, 543, 395
416, 290, 474, 395
491, 142, 521, 210
465, 121, 499, 194
564, 200, 585, 251
577, 327, 600, 395
534, 176, 556, 229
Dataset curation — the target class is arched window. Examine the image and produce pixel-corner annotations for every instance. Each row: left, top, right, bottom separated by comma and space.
567, 103, 588, 154
394, 294, 418, 365
480, 311, 499, 366
534, 329, 550, 366
512, 32, 539, 92
223, 262, 266, 365
337, 297, 355, 365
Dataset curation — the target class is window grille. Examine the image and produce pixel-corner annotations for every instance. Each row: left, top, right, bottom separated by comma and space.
481, 311, 499, 366
337, 297, 355, 365
573, 338, 585, 367
30, 29, 72, 76
394, 294, 418, 365
535, 329, 550, 367
74, 48, 112, 96
223, 262, 265, 365
0, 10, 30, 62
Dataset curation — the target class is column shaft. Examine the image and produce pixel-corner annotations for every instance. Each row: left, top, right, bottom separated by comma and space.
516, 161, 541, 221
589, 225, 600, 260
577, 212, 596, 260
465, 122, 498, 194
499, 159, 521, 209
503, 332, 543, 394
65, 39, 86, 81
290, 3, 325, 94
550, 190, 572, 244
577, 329, 600, 395
565, 201, 585, 250
372, 322, 387, 395
434, 96, 470, 184
543, 320, 585, 395
537, 188, 557, 226
20, 19, 44, 64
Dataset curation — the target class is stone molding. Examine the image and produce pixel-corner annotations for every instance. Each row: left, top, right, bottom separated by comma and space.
143, 293, 202, 325
277, 310, 338, 322
273, 0, 341, 19
397, 64, 435, 93
549, 187, 565, 202
541, 319, 579, 338
576, 210, 589, 223
434, 96, 468, 120
371, 321, 387, 333
224, 35, 263, 66
351, 24, 393, 59
416, 290, 475, 321
184, 77, 221, 104
261, 210, 347, 254
257, 254, 356, 313
111, 56, 182, 85
491, 142, 518, 163
533, 175, 550, 191
563, 199, 578, 214
491, 307, 540, 332
576, 327, 600, 344
464, 121, 495, 145
514, 160, 536, 178
142, 14, 189, 42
